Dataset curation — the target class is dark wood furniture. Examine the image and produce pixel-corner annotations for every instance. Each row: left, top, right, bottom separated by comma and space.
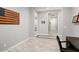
56, 35, 78, 52
66, 36, 79, 51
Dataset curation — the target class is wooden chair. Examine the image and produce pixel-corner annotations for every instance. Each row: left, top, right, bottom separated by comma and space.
56, 35, 78, 52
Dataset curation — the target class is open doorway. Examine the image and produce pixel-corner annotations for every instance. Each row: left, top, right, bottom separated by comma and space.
48, 12, 58, 36
34, 10, 58, 38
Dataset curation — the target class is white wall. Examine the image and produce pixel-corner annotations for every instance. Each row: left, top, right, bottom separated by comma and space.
57, 8, 63, 38
68, 7, 79, 37
29, 8, 34, 37
0, 7, 30, 51
62, 7, 73, 40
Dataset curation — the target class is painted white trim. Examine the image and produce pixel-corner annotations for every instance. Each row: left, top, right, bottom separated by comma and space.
3, 37, 32, 52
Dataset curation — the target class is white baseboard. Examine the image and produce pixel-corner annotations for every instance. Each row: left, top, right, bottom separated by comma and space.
3, 37, 32, 52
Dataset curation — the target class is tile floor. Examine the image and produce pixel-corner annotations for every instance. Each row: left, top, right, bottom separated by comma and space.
6, 37, 60, 52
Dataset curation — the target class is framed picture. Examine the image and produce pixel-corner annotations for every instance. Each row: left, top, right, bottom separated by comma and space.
72, 14, 79, 23
0, 7, 19, 24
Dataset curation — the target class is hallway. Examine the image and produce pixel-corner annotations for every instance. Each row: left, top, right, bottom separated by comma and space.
5, 37, 59, 52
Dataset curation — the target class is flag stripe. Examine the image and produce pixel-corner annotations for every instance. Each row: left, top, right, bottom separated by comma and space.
0, 8, 19, 24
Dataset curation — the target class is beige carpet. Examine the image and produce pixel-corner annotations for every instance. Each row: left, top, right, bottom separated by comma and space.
6, 37, 59, 52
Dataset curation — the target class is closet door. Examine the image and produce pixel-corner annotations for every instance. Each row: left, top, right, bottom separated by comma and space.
38, 11, 48, 35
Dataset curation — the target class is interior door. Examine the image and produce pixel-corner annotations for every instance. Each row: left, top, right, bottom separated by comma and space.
48, 13, 58, 35
38, 11, 48, 35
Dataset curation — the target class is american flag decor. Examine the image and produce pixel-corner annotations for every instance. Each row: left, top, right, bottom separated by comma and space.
0, 7, 19, 24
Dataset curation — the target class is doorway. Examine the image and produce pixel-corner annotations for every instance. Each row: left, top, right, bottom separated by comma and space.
34, 10, 58, 38
48, 12, 58, 36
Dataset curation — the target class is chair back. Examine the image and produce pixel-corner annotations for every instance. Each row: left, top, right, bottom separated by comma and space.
56, 35, 62, 51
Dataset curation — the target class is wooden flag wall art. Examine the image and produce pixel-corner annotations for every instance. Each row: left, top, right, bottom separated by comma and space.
0, 7, 19, 24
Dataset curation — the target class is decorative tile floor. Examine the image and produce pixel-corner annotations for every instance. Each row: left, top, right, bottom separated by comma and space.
7, 37, 60, 52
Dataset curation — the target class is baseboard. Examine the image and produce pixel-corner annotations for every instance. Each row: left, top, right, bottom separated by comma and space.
3, 37, 32, 52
